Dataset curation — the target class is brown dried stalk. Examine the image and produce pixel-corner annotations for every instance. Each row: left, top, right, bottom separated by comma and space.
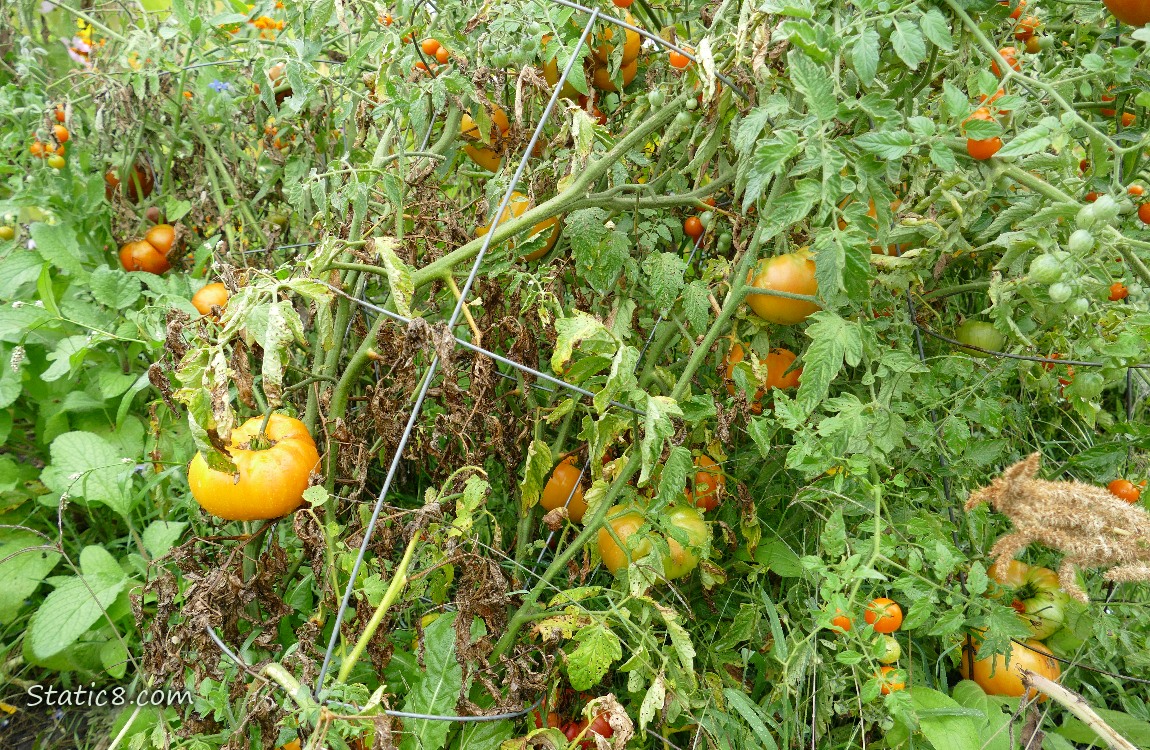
966, 452, 1150, 602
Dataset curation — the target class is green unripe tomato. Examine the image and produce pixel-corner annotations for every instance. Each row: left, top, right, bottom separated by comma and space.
954, 320, 1004, 357
1028, 254, 1063, 284
878, 635, 901, 664
1038, 35, 1054, 50
1117, 198, 1136, 215
1048, 282, 1073, 303
1093, 194, 1119, 223
1067, 229, 1094, 253
684, 97, 698, 111
1068, 297, 1089, 315
700, 210, 714, 229
1075, 204, 1097, 229
673, 111, 693, 129
648, 90, 666, 108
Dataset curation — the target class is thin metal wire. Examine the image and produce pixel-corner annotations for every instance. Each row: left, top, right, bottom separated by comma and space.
313, 9, 603, 698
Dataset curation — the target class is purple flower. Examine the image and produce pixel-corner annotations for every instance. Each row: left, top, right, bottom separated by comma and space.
209, 80, 230, 92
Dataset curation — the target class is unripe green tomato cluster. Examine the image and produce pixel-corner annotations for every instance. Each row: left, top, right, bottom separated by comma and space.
1067, 229, 1094, 253
1048, 282, 1073, 304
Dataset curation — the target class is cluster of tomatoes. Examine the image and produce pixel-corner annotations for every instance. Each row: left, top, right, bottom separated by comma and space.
29, 105, 70, 169
830, 598, 907, 694
532, 707, 613, 747
958, 560, 1064, 699
413, 37, 451, 74
119, 223, 176, 275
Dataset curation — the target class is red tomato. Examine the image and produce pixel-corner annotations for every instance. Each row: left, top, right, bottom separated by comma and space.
1139, 203, 1150, 224
684, 216, 704, 239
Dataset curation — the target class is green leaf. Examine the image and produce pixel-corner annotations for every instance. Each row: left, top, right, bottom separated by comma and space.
634, 393, 683, 486
565, 623, 622, 691
552, 312, 608, 374
376, 238, 415, 318
854, 131, 915, 159
141, 521, 188, 559
0, 534, 62, 625
41, 431, 134, 515
908, 687, 981, 750
723, 690, 779, 749
821, 509, 846, 557
793, 313, 863, 420
1058, 707, 1150, 748
995, 117, 1059, 157
399, 612, 463, 750
90, 267, 142, 309
852, 28, 880, 85
656, 446, 693, 505
892, 21, 927, 69
31, 223, 87, 277
518, 439, 552, 512
680, 280, 711, 334
642, 252, 687, 313
788, 50, 837, 121
919, 8, 955, 50
28, 548, 127, 660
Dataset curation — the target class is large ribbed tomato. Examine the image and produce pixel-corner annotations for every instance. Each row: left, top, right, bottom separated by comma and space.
745, 251, 820, 325
540, 455, 588, 522
476, 191, 561, 261
188, 413, 320, 521
989, 560, 1069, 639
959, 638, 1060, 700
1103, 0, 1150, 27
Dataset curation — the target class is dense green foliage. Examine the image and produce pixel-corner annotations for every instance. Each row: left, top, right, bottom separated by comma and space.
1, 0, 1150, 748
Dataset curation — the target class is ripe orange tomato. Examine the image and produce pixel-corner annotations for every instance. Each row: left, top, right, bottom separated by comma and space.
460, 105, 511, 172
145, 223, 176, 255
53, 124, 70, 143
745, 250, 820, 325
963, 107, 995, 128
830, 607, 852, 632
684, 216, 704, 239
593, 15, 640, 66
959, 638, 1060, 700
188, 413, 321, 521
590, 59, 638, 92
685, 454, 724, 512
1129, 184, 1144, 196
540, 455, 588, 522
1000, 0, 1026, 19
421, 38, 441, 56
990, 48, 1020, 76
724, 342, 765, 412
381, 14, 393, 25
1103, 0, 1150, 26
669, 47, 692, 70
598, 505, 651, 574
435, 46, 450, 64
967, 137, 1003, 160
614, 0, 634, 6
1139, 203, 1150, 224
865, 598, 903, 634
54, 105, 66, 122
475, 191, 561, 261
30, 141, 46, 157
1109, 282, 1129, 301
878, 666, 906, 694
1014, 16, 1039, 40
1108, 479, 1141, 503
192, 282, 229, 316
764, 348, 802, 390
119, 240, 171, 274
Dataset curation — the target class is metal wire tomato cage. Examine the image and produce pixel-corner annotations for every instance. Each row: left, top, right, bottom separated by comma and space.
182, 0, 1150, 740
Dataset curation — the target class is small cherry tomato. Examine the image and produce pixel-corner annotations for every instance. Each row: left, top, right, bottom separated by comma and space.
421, 38, 441, 56
967, 137, 1003, 160
684, 216, 704, 239
1108, 479, 1141, 503
1109, 282, 1129, 301
435, 46, 449, 64
669, 48, 691, 70
878, 666, 906, 694
830, 607, 852, 632
53, 124, 70, 143
864, 598, 903, 634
